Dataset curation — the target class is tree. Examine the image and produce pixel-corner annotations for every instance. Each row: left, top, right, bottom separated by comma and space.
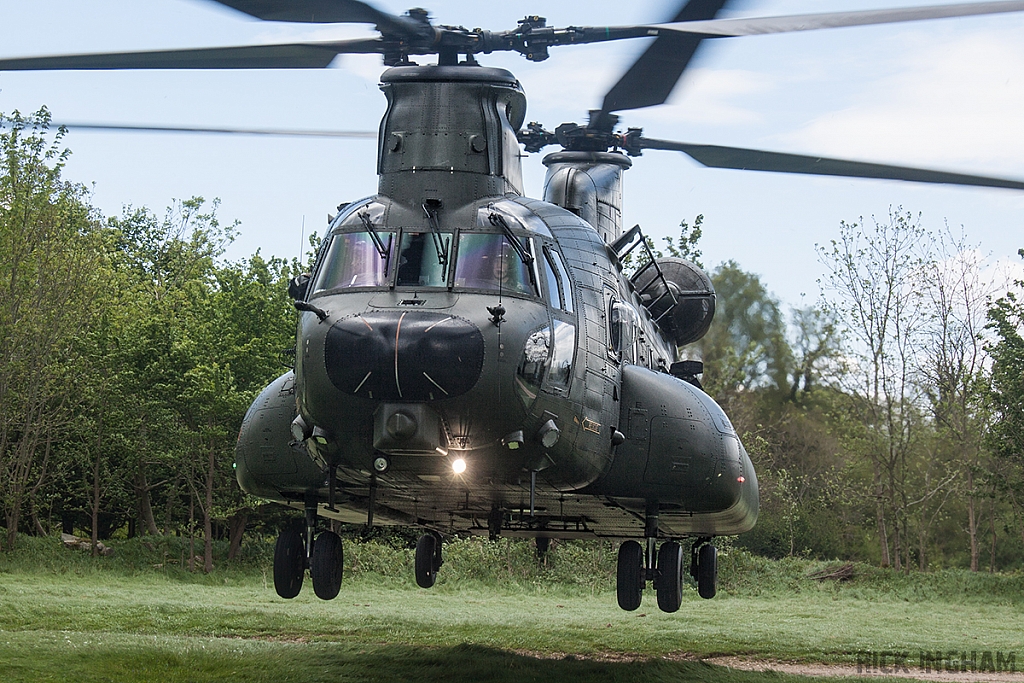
0, 109, 106, 550
660, 215, 704, 268
818, 208, 931, 569
919, 229, 996, 571
699, 261, 792, 398
987, 248, 1024, 547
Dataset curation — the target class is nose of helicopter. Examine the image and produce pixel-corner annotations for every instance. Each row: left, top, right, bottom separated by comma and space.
324, 311, 485, 401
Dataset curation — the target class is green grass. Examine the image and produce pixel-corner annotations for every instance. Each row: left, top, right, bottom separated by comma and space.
1, 535, 1022, 681
0, 634, 850, 683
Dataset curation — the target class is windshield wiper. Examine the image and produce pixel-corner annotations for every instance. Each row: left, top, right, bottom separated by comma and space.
422, 200, 450, 274
358, 211, 392, 271
488, 213, 533, 267
488, 212, 538, 293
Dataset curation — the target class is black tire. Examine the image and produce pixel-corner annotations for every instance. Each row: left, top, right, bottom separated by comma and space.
697, 543, 718, 599
616, 540, 644, 611
656, 541, 683, 613
273, 525, 305, 599
310, 531, 344, 600
415, 533, 439, 588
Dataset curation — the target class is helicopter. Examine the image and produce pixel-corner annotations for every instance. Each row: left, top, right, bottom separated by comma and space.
4, 0, 1024, 614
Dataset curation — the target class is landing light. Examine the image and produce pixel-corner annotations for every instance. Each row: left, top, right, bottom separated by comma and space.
452, 458, 467, 475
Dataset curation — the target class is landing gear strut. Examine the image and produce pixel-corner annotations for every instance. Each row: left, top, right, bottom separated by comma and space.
615, 507, 718, 612
272, 497, 345, 601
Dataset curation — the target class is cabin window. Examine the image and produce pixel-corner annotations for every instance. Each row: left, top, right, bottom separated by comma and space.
453, 233, 535, 296
609, 300, 637, 363
312, 231, 394, 293
395, 231, 452, 287
548, 320, 575, 392
516, 325, 551, 406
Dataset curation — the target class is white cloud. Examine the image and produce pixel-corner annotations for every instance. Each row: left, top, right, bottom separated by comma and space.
633, 67, 776, 127
777, 28, 1024, 174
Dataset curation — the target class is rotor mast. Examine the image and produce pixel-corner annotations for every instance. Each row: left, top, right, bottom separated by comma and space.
376, 65, 528, 210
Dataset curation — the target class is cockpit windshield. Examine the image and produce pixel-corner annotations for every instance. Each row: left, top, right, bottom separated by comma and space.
311, 228, 538, 297
453, 233, 534, 296
312, 231, 394, 293
396, 231, 451, 287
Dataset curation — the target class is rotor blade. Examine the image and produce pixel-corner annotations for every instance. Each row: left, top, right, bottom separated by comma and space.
51, 122, 377, 139
651, 0, 1024, 37
0, 39, 382, 71
600, 0, 732, 116
209, 0, 424, 37
641, 138, 1024, 191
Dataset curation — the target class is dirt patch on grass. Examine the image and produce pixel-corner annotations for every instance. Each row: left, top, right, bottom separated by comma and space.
511, 649, 1024, 681
704, 655, 1024, 682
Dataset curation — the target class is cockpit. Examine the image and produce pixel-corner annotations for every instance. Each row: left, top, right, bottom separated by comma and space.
310, 200, 551, 299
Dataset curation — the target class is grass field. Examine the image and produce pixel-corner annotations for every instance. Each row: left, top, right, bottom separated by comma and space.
1, 535, 1022, 682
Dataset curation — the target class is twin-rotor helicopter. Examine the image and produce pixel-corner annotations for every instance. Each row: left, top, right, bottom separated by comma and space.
5, 0, 1024, 613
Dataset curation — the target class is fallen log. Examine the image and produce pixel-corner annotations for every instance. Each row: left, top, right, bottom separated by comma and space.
807, 562, 854, 581
60, 533, 114, 556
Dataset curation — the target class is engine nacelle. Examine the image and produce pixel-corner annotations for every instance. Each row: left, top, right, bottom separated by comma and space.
633, 257, 715, 346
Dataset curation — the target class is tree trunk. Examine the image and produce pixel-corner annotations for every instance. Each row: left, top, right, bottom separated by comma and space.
188, 488, 195, 573
30, 504, 47, 537
165, 477, 177, 536
5, 507, 20, 552
90, 416, 103, 557
874, 464, 891, 567
28, 435, 52, 538
989, 496, 997, 573
134, 467, 161, 536
227, 510, 249, 561
918, 522, 927, 571
967, 468, 979, 572
203, 440, 215, 574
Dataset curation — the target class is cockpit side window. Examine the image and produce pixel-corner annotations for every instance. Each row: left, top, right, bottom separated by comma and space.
453, 233, 535, 297
311, 231, 394, 293
543, 246, 574, 314
395, 231, 452, 287
540, 248, 561, 310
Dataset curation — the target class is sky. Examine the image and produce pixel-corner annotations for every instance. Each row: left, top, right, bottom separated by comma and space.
1, 0, 1023, 309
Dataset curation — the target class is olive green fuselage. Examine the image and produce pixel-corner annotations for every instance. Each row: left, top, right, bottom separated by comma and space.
235, 64, 757, 540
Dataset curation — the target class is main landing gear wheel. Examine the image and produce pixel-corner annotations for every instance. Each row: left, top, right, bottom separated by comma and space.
616, 540, 644, 611
310, 530, 344, 600
273, 525, 305, 599
697, 543, 718, 599
415, 533, 443, 588
656, 541, 684, 613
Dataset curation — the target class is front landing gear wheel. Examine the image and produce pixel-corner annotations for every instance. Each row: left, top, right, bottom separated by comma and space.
616, 540, 644, 611
697, 543, 718, 599
656, 541, 683, 613
311, 530, 343, 600
273, 525, 305, 599
415, 533, 442, 588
